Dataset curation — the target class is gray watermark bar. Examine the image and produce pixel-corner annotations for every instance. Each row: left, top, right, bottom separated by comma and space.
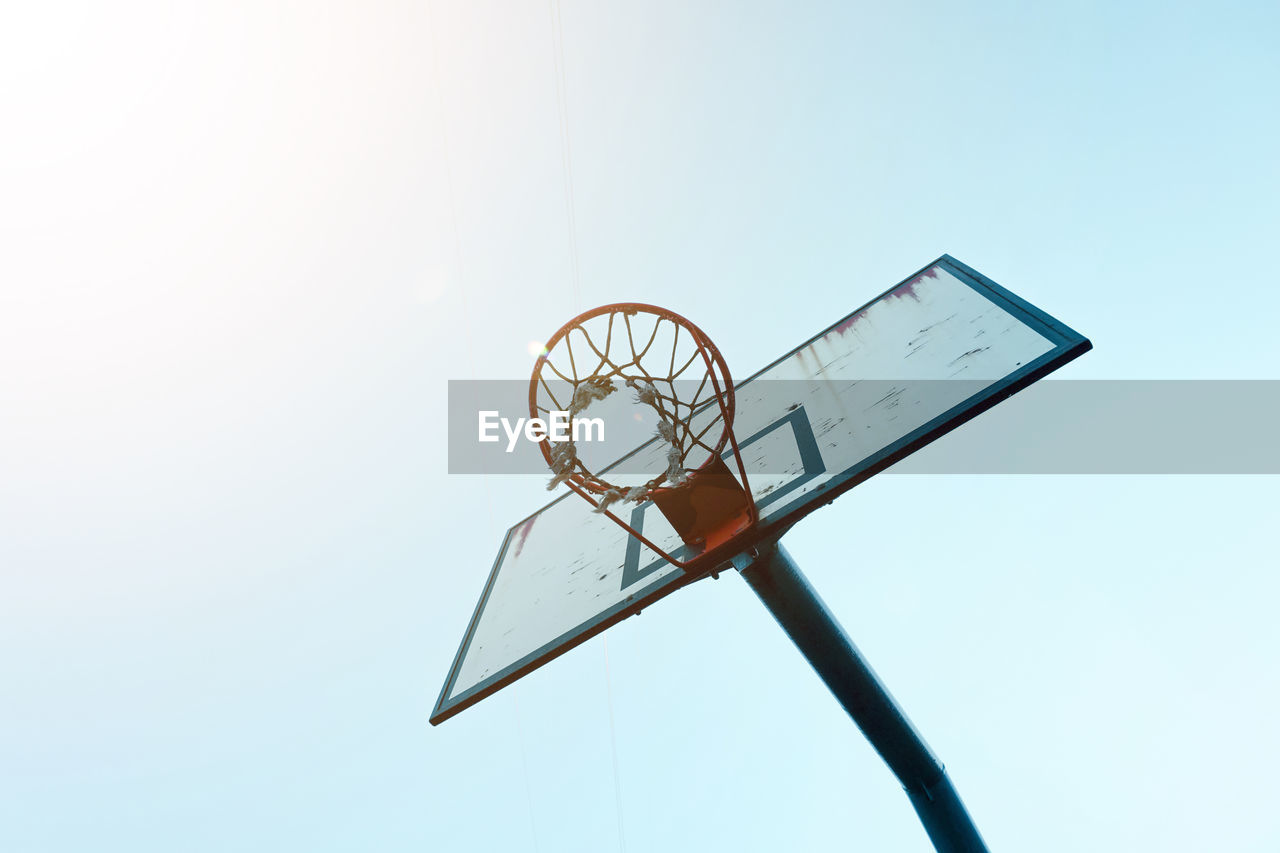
448, 380, 1280, 475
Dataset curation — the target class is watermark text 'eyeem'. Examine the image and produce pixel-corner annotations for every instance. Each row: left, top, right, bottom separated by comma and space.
478, 411, 604, 453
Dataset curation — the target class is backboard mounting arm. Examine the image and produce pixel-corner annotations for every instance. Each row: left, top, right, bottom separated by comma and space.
734, 540, 989, 853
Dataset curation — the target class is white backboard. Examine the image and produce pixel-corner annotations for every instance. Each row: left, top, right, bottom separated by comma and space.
431, 255, 1090, 724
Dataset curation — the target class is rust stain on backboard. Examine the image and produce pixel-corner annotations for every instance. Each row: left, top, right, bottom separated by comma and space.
512, 516, 537, 558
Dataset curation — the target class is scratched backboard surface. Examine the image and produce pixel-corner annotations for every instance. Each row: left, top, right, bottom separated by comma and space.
431, 255, 1090, 724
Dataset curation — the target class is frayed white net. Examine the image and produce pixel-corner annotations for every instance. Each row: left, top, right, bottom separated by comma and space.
531, 306, 733, 512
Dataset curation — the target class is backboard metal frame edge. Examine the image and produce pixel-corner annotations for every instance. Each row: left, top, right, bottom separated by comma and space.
429, 537, 696, 725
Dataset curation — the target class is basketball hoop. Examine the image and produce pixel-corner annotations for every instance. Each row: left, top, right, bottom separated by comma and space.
529, 303, 757, 572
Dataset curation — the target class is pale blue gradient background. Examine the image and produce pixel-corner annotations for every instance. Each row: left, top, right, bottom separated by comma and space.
1, 2, 1277, 851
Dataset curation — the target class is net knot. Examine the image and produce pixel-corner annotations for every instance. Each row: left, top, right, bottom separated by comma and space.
569, 377, 616, 415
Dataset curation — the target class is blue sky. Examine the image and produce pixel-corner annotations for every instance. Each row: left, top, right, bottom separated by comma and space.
1, 1, 1277, 851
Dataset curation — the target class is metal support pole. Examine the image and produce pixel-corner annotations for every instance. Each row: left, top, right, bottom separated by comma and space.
735, 540, 989, 853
